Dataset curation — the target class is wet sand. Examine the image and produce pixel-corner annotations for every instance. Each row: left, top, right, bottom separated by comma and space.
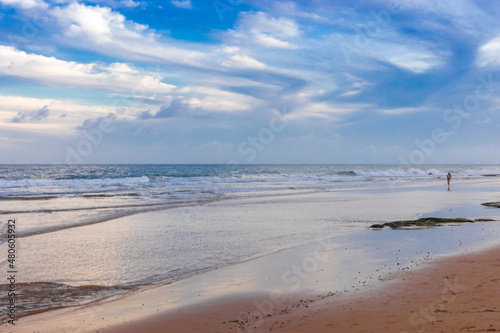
6, 220, 500, 333
258, 245, 500, 333
5, 180, 500, 332
101, 244, 500, 333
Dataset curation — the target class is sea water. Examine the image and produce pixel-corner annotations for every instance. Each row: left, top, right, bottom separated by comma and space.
1, 164, 500, 321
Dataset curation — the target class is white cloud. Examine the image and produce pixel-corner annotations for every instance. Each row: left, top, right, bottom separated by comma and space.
350, 37, 445, 73
390, 0, 493, 40
52, 3, 149, 45
327, 13, 448, 74
171, 0, 192, 9
341, 73, 369, 96
227, 11, 301, 49
0, 46, 176, 94
0, 95, 113, 134
386, 50, 443, 73
380, 106, 434, 115
477, 35, 500, 67
272, 2, 329, 24
222, 55, 267, 69
239, 11, 300, 38
187, 86, 263, 112
395, 0, 483, 26
286, 102, 365, 121
220, 46, 240, 54
0, 0, 47, 9
85, 0, 141, 8
4, 1, 301, 93
254, 34, 298, 49
51, 2, 207, 67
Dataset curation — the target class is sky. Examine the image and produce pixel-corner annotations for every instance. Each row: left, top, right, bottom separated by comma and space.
1, 0, 500, 164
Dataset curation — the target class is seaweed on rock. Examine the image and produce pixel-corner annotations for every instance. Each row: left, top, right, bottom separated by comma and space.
370, 217, 476, 230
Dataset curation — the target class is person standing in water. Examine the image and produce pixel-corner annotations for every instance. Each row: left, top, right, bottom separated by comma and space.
447, 172, 452, 190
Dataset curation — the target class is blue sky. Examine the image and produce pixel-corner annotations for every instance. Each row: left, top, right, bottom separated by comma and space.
1, 0, 500, 164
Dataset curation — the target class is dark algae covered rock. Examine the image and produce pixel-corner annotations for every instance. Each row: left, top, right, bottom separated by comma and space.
482, 202, 500, 208
370, 217, 475, 229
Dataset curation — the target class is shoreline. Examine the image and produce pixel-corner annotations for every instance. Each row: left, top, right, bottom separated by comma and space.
98, 243, 500, 333
258, 243, 500, 332
6, 218, 500, 332
5, 178, 500, 332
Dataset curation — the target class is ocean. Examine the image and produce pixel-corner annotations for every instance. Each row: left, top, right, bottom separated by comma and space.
1, 164, 500, 322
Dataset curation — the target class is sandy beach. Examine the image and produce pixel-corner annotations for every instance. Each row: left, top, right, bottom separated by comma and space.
102, 244, 500, 333
7, 221, 500, 333
4, 176, 500, 333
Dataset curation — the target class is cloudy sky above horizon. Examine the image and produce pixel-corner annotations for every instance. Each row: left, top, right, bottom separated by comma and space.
1, 0, 500, 164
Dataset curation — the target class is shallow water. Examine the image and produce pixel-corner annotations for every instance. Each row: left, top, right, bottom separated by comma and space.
420, 204, 500, 219
1, 164, 499, 239
92, 220, 500, 323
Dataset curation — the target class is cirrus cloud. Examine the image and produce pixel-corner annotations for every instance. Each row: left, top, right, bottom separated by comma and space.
225, 11, 301, 50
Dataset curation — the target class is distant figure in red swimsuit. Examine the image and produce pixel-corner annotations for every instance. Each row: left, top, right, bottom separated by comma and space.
447, 172, 452, 191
